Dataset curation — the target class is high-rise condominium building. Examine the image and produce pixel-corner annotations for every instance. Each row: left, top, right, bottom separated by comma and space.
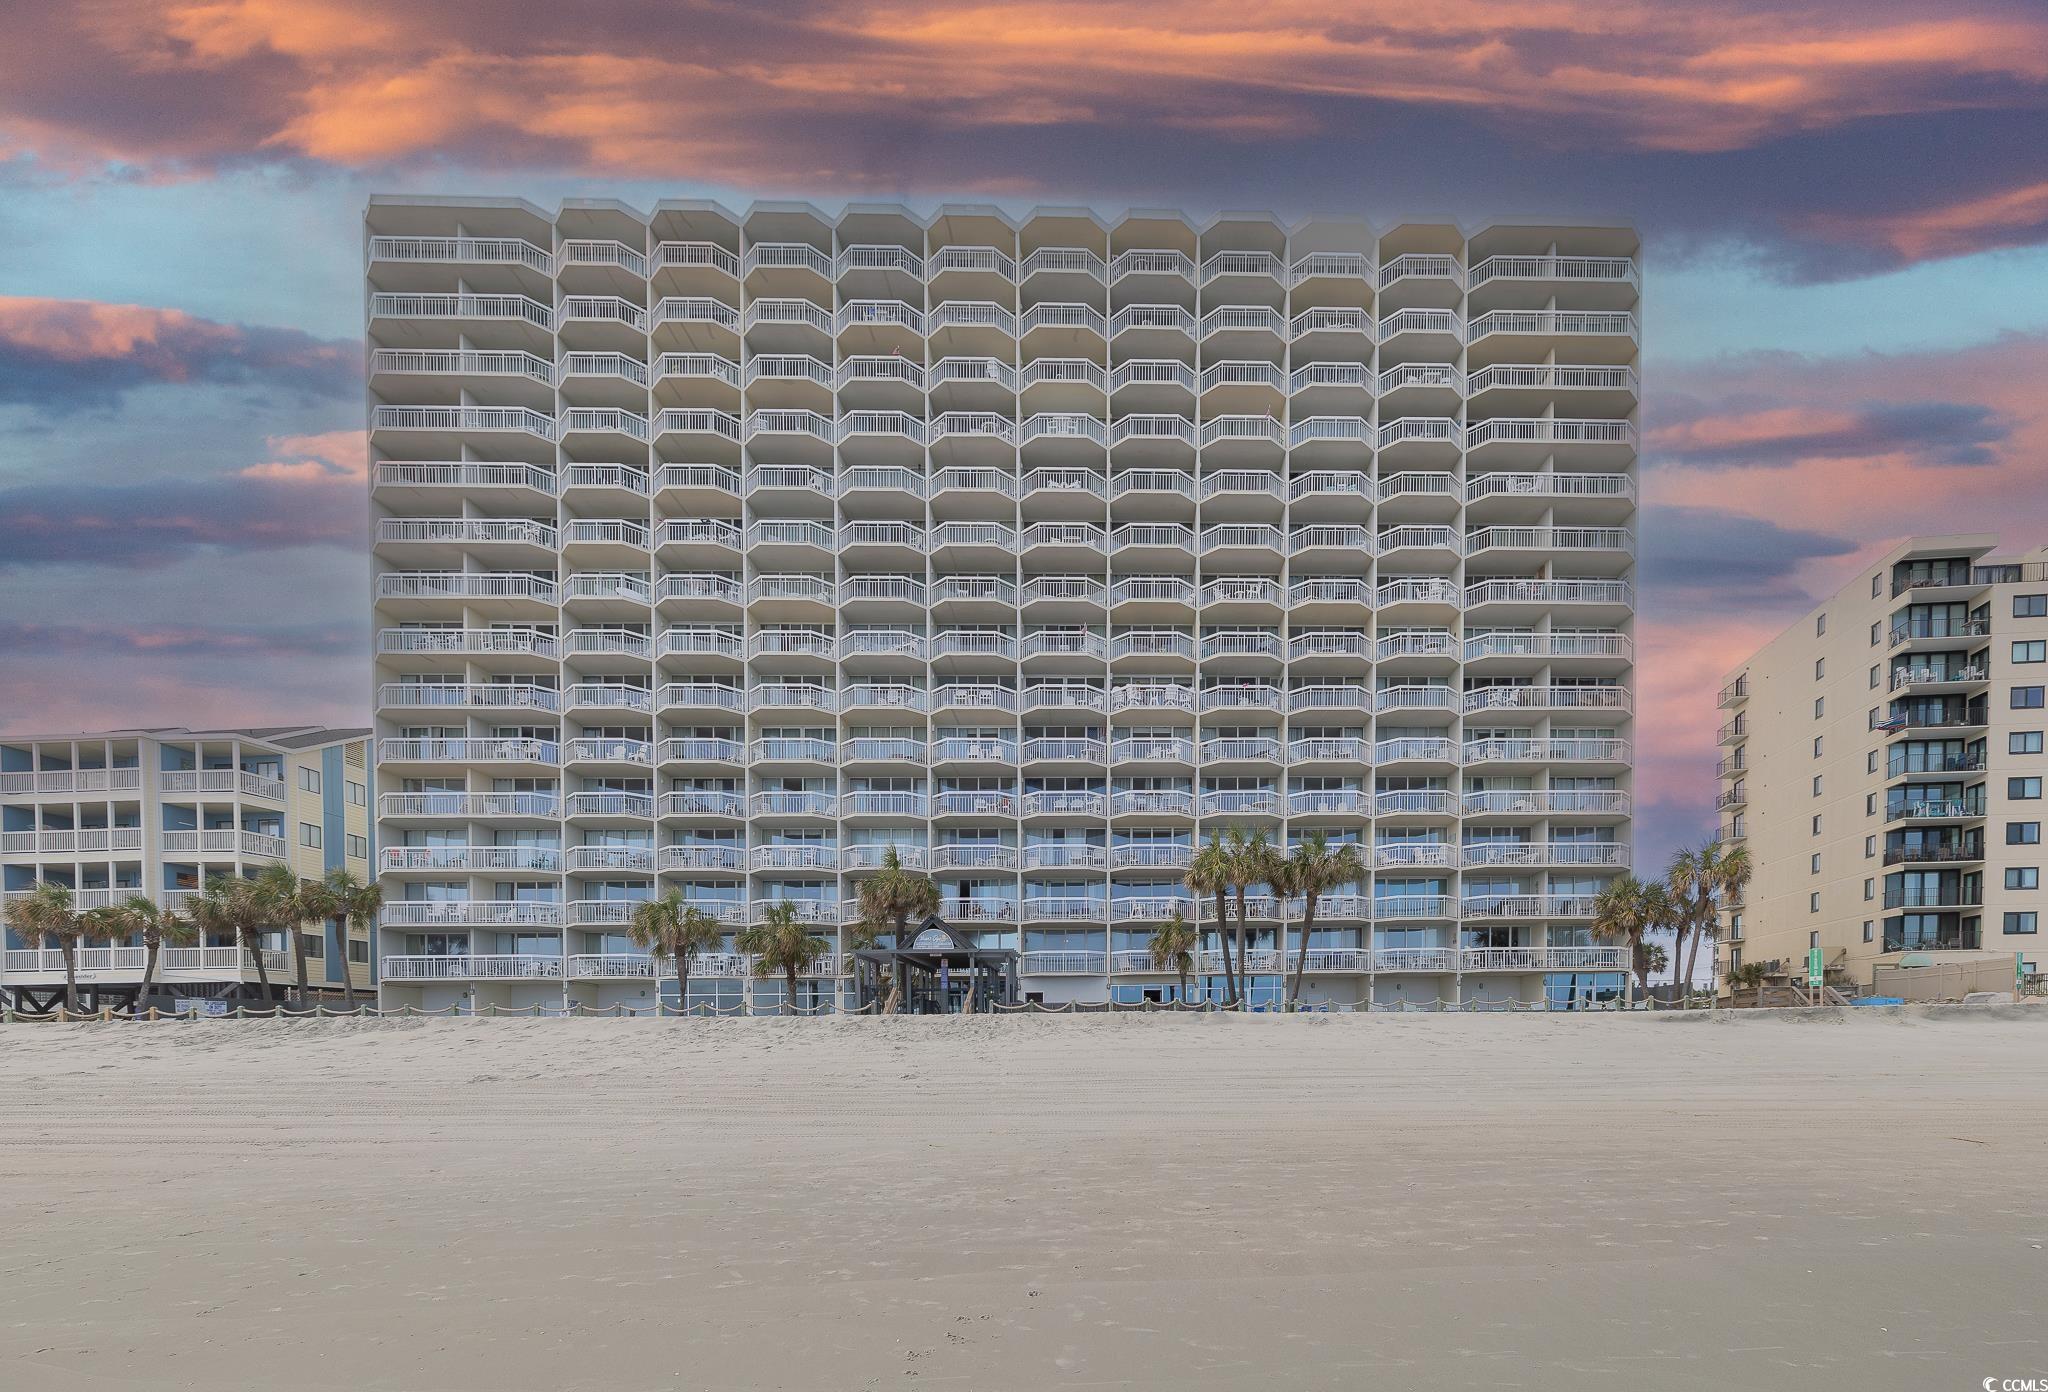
365, 195, 1639, 1014
1716, 535, 2048, 992
1, 727, 375, 1012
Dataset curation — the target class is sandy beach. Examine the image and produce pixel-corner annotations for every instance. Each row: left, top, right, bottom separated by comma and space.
1, 1008, 2044, 1390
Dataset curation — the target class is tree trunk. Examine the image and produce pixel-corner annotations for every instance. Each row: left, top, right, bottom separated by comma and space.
246, 932, 272, 1003
1666, 922, 1686, 1008
292, 925, 311, 1007
1289, 896, 1317, 1006
1682, 914, 1709, 999
1177, 963, 1189, 1004
60, 939, 79, 1015
784, 966, 799, 1017
1631, 937, 1649, 994
677, 959, 691, 1017
139, 940, 160, 1016
1235, 889, 1253, 1007
1213, 890, 1236, 1006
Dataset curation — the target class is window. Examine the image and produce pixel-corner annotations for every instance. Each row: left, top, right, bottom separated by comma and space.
1812, 775, 1823, 796
1862, 877, 1874, 901
348, 940, 369, 964
302, 933, 323, 959
1872, 575, 1883, 599
2012, 777, 2043, 800
1813, 736, 1823, 758
1815, 659, 1826, 681
2016, 594, 2047, 618
1809, 892, 1820, 913
1865, 793, 1877, 815
1864, 835, 1875, 858
346, 780, 367, 806
1813, 697, 1825, 718
1866, 750, 1879, 774
346, 833, 368, 859
1868, 665, 1879, 689
1810, 853, 1822, 874
2004, 912, 2038, 936
2005, 868, 2039, 890
299, 822, 322, 849
299, 767, 321, 793
1862, 920, 1873, 943
1811, 814, 1822, 835
1816, 613, 1828, 637
2008, 822, 2041, 846
2014, 687, 2045, 709
1869, 620, 1880, 645
2013, 732, 2045, 755
2014, 641, 2047, 664
1809, 931, 1820, 949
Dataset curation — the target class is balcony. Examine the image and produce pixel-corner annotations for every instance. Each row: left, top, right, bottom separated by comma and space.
381, 955, 565, 982
1881, 843, 1983, 867
381, 845, 562, 874
2, 944, 287, 979
369, 292, 552, 332
1460, 945, 1628, 971
1019, 950, 1108, 975
1459, 894, 1598, 921
1111, 789, 1195, 818
1196, 789, 1279, 818
379, 792, 559, 821
1886, 799, 1986, 824
381, 737, 557, 769
369, 234, 554, 274
1460, 842, 1629, 869
1462, 790, 1630, 818
156, 768, 289, 801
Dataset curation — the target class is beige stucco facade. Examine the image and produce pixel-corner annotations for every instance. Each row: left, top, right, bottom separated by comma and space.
1717, 535, 2048, 993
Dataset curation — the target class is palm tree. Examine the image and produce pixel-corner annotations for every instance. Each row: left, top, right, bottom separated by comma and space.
12, 882, 84, 1014
629, 889, 724, 1013
1185, 832, 1236, 1006
105, 894, 196, 1013
1689, 840, 1750, 993
737, 901, 829, 1016
1643, 942, 1669, 980
289, 870, 342, 1004
1225, 825, 1280, 1000
320, 868, 383, 1002
1591, 874, 1671, 997
1727, 959, 1768, 1001
1665, 839, 1748, 1006
1654, 839, 1703, 998
191, 875, 275, 1003
246, 863, 325, 1005
851, 847, 939, 1013
1146, 909, 1197, 1004
1279, 832, 1366, 1008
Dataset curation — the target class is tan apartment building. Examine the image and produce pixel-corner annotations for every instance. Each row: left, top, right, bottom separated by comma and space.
1716, 536, 2048, 993
2, 727, 376, 1012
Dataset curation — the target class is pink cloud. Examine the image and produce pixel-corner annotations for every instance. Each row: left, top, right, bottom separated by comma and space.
0, 296, 355, 410
4, 1, 2045, 179
239, 428, 367, 483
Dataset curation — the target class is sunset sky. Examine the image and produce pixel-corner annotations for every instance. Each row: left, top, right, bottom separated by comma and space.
4, 0, 2048, 867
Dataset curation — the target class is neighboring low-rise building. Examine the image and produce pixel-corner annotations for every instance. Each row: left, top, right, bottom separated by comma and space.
1716, 536, 2048, 994
1, 726, 375, 1012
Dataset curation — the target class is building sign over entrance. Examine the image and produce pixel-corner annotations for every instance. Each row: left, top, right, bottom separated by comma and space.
911, 927, 954, 951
